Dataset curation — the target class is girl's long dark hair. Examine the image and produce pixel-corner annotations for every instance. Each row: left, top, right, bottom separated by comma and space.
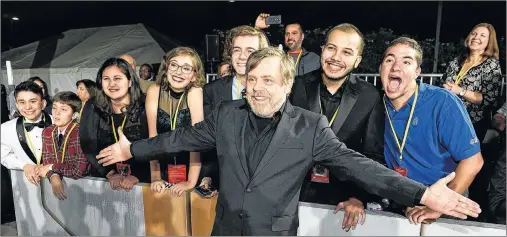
94, 58, 143, 121
76, 79, 99, 102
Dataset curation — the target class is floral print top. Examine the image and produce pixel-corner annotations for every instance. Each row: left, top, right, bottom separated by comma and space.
442, 56, 502, 123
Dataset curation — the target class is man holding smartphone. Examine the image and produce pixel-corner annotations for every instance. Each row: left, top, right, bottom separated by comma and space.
255, 13, 320, 76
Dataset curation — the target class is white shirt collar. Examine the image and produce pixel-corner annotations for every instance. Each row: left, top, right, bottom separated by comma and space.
57, 123, 71, 135
25, 113, 43, 123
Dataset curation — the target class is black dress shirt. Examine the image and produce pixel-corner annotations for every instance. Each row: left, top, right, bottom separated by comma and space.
244, 103, 285, 176
319, 79, 346, 122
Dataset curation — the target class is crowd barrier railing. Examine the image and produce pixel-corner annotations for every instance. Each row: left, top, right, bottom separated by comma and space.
298, 202, 506, 236
9, 169, 217, 236
9, 169, 506, 236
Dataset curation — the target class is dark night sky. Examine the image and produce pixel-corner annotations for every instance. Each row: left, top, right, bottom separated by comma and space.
1, 1, 506, 52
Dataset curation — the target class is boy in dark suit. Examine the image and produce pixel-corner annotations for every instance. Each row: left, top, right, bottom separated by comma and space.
37, 92, 91, 200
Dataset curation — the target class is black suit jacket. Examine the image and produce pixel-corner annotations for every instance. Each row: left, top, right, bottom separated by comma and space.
203, 75, 234, 116
131, 99, 425, 236
290, 70, 385, 205
201, 75, 235, 189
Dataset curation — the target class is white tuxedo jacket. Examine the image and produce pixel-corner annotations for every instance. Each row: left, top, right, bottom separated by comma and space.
1, 114, 52, 170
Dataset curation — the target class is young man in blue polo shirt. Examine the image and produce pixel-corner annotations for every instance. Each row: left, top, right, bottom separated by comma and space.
379, 37, 484, 224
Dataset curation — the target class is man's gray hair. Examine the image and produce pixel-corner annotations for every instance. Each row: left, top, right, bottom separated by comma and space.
245, 47, 296, 86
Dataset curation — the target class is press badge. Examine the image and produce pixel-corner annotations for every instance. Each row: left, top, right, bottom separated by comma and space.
311, 164, 330, 183
394, 166, 408, 177
116, 163, 131, 176
167, 164, 187, 184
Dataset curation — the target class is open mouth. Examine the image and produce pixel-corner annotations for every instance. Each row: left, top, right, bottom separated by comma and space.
387, 76, 402, 93
108, 88, 120, 93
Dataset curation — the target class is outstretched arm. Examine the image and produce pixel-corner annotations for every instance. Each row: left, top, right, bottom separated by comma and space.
311, 115, 481, 219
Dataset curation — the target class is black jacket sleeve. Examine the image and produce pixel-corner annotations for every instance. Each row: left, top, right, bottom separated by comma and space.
348, 93, 386, 204
203, 84, 214, 117
362, 94, 385, 165
79, 102, 114, 177
312, 115, 426, 207
132, 101, 219, 162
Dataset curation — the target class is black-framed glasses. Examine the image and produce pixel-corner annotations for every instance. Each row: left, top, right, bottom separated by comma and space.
168, 61, 194, 74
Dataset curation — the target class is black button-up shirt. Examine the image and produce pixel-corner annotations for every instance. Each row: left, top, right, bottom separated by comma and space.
244, 103, 285, 176
319, 79, 347, 122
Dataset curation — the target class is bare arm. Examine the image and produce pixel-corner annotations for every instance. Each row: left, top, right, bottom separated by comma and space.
187, 87, 204, 187
145, 84, 162, 182
447, 152, 484, 194
462, 90, 483, 105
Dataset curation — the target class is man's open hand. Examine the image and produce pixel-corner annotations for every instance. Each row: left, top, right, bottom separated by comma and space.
96, 127, 132, 166
420, 172, 481, 219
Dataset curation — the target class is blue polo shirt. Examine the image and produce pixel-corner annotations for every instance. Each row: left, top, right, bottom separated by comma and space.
384, 82, 481, 186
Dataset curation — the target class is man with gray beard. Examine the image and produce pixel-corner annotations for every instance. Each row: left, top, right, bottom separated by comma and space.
96, 47, 481, 236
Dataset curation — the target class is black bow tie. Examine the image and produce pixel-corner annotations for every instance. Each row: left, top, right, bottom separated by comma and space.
24, 121, 45, 132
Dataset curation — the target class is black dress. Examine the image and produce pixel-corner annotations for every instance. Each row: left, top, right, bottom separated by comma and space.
155, 87, 192, 182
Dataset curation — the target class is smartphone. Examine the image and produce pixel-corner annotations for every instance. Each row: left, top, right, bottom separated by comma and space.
194, 185, 217, 197
265, 15, 282, 25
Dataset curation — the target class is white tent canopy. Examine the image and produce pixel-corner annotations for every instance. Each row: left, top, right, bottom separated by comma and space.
1, 23, 182, 95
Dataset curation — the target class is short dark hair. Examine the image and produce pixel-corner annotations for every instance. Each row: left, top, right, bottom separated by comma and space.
285, 23, 304, 34
140, 63, 153, 72
383, 37, 423, 67
325, 23, 365, 56
27, 76, 50, 99
76, 79, 98, 101
52, 91, 82, 113
14, 81, 44, 100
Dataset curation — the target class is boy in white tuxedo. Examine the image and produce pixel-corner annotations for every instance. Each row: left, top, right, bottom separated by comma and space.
1, 81, 52, 185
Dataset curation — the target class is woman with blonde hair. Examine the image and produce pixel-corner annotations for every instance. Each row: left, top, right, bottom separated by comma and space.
146, 47, 211, 197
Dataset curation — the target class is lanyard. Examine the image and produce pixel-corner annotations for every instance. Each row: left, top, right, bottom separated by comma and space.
78, 104, 84, 121
24, 116, 45, 165
455, 57, 482, 85
294, 50, 303, 67
318, 97, 340, 126
383, 84, 419, 161
51, 123, 78, 163
111, 114, 128, 142
170, 91, 186, 130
